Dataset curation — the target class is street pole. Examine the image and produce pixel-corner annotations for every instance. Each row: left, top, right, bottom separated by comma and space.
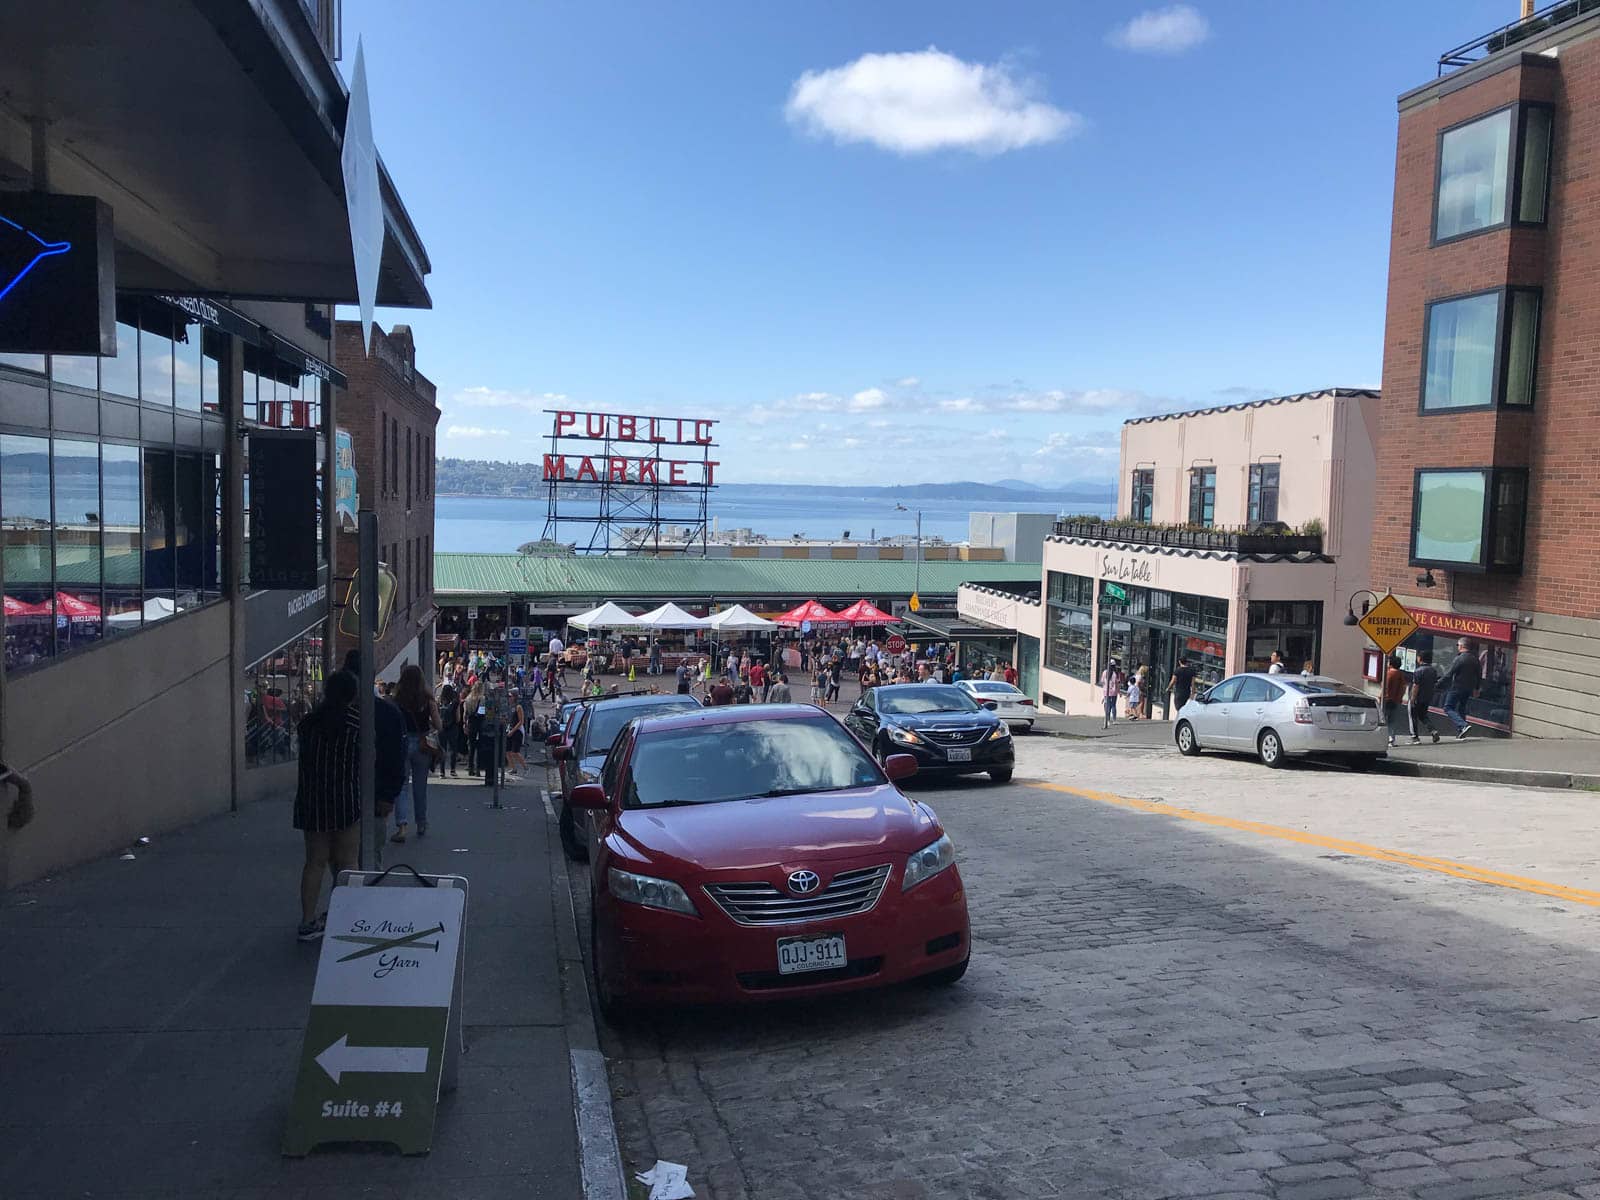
358, 510, 379, 871
914, 510, 921, 603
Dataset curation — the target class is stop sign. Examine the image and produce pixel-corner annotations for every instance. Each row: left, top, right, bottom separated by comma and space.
886, 634, 906, 654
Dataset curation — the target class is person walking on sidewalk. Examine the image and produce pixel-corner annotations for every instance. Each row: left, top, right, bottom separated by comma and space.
505, 694, 528, 780
392, 665, 439, 841
1169, 657, 1197, 714
465, 681, 487, 774
292, 670, 373, 942
1381, 653, 1410, 747
1100, 659, 1125, 730
1409, 650, 1441, 744
435, 682, 463, 778
768, 672, 793, 703
1440, 638, 1482, 741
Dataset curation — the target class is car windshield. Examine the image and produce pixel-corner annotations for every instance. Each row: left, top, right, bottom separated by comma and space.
584, 698, 699, 753
878, 686, 982, 715
969, 682, 1020, 695
625, 716, 883, 807
1281, 679, 1364, 696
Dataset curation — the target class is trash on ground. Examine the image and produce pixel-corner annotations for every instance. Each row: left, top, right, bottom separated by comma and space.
119, 852, 136, 861
1235, 1101, 1267, 1117
636, 1159, 694, 1200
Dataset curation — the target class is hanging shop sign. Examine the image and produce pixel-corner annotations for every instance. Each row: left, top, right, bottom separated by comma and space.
337, 566, 397, 640
1407, 608, 1516, 643
0, 192, 116, 355
1100, 554, 1156, 585
249, 431, 320, 590
335, 430, 359, 532
541, 409, 719, 487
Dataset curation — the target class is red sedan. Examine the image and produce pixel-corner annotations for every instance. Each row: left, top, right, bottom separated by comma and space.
569, 704, 970, 1012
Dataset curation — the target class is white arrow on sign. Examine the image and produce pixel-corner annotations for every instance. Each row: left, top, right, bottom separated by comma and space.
315, 1034, 429, 1084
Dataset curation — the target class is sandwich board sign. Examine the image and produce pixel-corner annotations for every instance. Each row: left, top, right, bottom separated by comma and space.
283, 872, 467, 1156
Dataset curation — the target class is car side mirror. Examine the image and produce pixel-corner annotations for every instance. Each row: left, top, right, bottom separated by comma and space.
980, 700, 999, 711
1196, 691, 1211, 704
551, 744, 570, 761
883, 753, 918, 783
546, 732, 564, 746
570, 783, 608, 809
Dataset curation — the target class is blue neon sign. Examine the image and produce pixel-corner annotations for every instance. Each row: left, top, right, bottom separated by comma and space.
0, 192, 115, 356
0, 213, 71, 305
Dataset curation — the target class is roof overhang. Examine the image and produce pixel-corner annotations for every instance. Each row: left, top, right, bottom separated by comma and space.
0, 0, 430, 307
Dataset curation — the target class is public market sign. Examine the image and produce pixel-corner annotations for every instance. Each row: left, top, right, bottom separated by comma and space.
1357, 593, 1420, 656
541, 408, 720, 486
284, 882, 465, 1155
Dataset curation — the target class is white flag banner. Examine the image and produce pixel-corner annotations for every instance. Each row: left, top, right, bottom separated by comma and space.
340, 37, 383, 355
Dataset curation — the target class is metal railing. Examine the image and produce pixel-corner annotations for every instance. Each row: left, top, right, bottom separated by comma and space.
1051, 518, 1323, 556
1439, 0, 1600, 75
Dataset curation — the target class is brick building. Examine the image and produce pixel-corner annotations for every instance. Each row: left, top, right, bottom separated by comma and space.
334, 321, 441, 681
1371, 6, 1600, 737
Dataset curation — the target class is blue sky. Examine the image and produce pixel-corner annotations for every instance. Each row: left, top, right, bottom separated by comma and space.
342, 1, 1514, 487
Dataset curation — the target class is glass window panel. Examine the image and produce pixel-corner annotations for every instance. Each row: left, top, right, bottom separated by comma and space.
1518, 107, 1552, 224
201, 328, 224, 414
1436, 107, 1512, 240
54, 439, 102, 650
245, 628, 322, 768
140, 312, 175, 406
1423, 292, 1501, 410
204, 453, 221, 599
0, 353, 45, 373
50, 354, 97, 390
101, 321, 140, 399
103, 443, 142, 634
143, 448, 176, 616
174, 319, 203, 411
174, 452, 202, 607
1504, 290, 1540, 407
1492, 471, 1527, 567
2, 434, 54, 666
1413, 470, 1487, 566
242, 346, 261, 424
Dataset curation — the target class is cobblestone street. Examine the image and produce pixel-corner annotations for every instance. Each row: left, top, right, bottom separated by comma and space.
566, 738, 1600, 1199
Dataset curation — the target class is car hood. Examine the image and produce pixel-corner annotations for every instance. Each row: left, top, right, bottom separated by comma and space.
611, 784, 941, 873
884, 710, 997, 730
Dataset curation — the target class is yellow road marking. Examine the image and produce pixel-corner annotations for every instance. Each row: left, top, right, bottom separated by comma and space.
1017, 779, 1600, 909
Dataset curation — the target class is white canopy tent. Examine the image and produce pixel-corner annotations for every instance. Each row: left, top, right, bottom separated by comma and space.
704, 604, 776, 632
633, 602, 708, 630
568, 601, 642, 631
105, 596, 178, 627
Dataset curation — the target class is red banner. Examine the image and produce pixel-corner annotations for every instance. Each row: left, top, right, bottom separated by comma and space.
1406, 608, 1516, 643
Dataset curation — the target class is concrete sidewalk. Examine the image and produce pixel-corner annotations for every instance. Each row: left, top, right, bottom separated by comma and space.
0, 770, 592, 1199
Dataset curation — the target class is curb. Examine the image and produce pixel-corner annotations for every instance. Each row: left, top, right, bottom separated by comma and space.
544, 785, 628, 1200
1376, 760, 1600, 791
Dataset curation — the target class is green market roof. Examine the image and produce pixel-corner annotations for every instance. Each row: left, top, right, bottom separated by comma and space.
433, 552, 1041, 605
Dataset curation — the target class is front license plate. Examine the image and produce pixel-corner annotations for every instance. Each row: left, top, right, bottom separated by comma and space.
776, 933, 847, 975
947, 747, 973, 762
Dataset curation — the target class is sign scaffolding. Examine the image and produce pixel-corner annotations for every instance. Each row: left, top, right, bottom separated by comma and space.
539, 408, 718, 556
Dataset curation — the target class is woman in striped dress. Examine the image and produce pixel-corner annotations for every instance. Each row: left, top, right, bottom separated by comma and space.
293, 669, 362, 942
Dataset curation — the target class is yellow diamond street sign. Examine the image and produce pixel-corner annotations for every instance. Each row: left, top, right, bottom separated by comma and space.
1357, 593, 1419, 656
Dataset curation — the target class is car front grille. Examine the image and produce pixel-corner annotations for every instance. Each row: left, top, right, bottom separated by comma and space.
919, 726, 987, 746
704, 864, 892, 926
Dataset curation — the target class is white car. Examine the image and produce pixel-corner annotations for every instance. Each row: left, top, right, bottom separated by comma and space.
955, 679, 1036, 732
1173, 673, 1387, 768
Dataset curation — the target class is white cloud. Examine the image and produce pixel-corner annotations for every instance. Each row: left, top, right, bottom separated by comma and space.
445, 425, 511, 439
896, 376, 920, 388
784, 47, 1081, 155
451, 386, 572, 412
850, 387, 888, 410
1108, 5, 1210, 55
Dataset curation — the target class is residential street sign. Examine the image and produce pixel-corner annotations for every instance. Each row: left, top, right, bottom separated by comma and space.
283, 879, 466, 1155
1358, 593, 1420, 656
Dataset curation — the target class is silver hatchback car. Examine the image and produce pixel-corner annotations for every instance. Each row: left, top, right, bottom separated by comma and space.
1174, 673, 1387, 768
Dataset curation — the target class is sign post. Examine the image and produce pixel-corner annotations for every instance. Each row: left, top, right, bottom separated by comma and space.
506, 625, 528, 661
1358, 593, 1420, 657
283, 872, 467, 1156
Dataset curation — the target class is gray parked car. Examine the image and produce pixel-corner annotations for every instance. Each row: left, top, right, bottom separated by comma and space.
1173, 673, 1387, 768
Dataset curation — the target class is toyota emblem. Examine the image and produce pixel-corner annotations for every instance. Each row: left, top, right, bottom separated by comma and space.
787, 869, 821, 895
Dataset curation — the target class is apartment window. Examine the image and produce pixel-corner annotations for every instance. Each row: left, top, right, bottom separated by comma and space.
390, 418, 398, 496
405, 427, 413, 509
1129, 469, 1154, 522
1422, 287, 1541, 411
1433, 103, 1553, 244
1187, 467, 1216, 527
1248, 463, 1280, 525
1410, 467, 1528, 572
381, 419, 389, 496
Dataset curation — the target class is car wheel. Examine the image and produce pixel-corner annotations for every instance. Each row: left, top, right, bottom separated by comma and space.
588, 902, 630, 1024
922, 953, 970, 986
1258, 728, 1286, 769
988, 767, 1014, 784
558, 801, 588, 863
1175, 721, 1202, 757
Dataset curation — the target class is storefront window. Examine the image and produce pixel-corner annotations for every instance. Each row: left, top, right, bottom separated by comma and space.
1399, 633, 1515, 732
50, 354, 98, 391
1245, 601, 1323, 674
1046, 606, 1092, 681
101, 319, 140, 400
143, 448, 175, 615
139, 309, 175, 406
2, 434, 54, 667
54, 439, 102, 651
174, 318, 204, 411
104, 444, 142, 634
245, 630, 324, 768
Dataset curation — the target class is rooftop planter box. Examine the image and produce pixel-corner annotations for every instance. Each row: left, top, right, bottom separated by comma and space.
1052, 518, 1323, 556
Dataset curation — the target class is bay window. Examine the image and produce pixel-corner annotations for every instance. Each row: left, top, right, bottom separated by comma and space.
1433, 103, 1553, 244
1421, 287, 1540, 411
1410, 467, 1528, 572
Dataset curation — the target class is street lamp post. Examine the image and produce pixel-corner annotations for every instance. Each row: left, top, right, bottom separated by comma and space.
895, 503, 922, 612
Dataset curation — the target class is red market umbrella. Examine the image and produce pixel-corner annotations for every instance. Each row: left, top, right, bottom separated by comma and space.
3, 595, 49, 617
774, 599, 845, 628
834, 598, 900, 626
54, 591, 102, 620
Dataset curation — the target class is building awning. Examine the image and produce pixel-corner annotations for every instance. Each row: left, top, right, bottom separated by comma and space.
0, 0, 431, 307
900, 613, 1019, 643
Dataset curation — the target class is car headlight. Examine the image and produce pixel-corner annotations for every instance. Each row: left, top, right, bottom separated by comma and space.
887, 726, 924, 745
607, 867, 698, 915
902, 833, 956, 891
987, 724, 1011, 741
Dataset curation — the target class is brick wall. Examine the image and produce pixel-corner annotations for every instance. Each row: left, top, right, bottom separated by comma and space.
1372, 43, 1600, 620
331, 321, 441, 674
